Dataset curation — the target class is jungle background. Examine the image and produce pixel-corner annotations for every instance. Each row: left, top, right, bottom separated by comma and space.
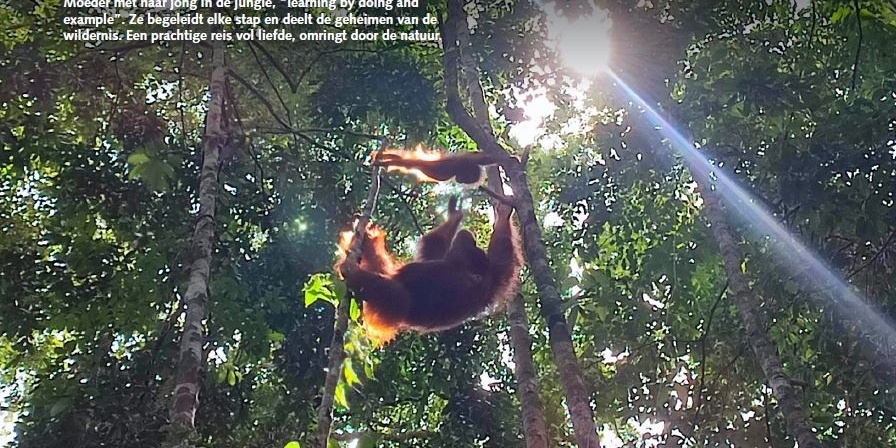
1, 0, 895, 447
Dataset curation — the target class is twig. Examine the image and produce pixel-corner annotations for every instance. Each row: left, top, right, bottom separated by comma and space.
245, 42, 293, 125
288, 131, 424, 235
520, 145, 532, 167
477, 185, 516, 208
809, 0, 817, 46
846, 228, 896, 279
692, 280, 729, 429
227, 69, 291, 130
851, 0, 863, 90
248, 40, 298, 93
291, 127, 382, 140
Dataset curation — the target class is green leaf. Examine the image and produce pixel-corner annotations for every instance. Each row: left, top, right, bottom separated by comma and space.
349, 298, 361, 321
126, 152, 150, 165
333, 276, 347, 300
567, 305, 579, 328
126, 151, 174, 191
49, 397, 72, 417
334, 383, 348, 408
304, 273, 337, 307
269, 331, 286, 342
803, 347, 815, 361
595, 306, 609, 322
364, 360, 375, 379
304, 276, 323, 307
831, 4, 851, 24
344, 358, 361, 387
227, 369, 237, 387
284, 442, 301, 448
212, 276, 242, 302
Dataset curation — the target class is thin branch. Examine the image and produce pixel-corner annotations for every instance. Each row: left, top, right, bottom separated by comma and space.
248, 40, 298, 93
289, 132, 425, 235
851, 0, 863, 90
293, 127, 382, 140
315, 167, 382, 448
705, 343, 747, 400
227, 69, 292, 130
520, 145, 532, 167
227, 83, 268, 196
245, 42, 293, 125
295, 45, 407, 92
477, 185, 516, 207
244, 126, 382, 142
763, 388, 773, 443
846, 228, 896, 279
89, 41, 156, 55
692, 280, 729, 428
438, 8, 516, 167
176, 42, 191, 152
809, 0, 817, 46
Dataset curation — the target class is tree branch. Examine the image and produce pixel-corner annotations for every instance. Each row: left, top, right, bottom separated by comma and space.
315, 167, 382, 448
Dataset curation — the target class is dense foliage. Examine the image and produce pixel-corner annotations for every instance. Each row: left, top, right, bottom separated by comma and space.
1, 0, 893, 447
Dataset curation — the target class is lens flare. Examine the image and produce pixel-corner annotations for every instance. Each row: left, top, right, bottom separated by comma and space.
606, 70, 896, 362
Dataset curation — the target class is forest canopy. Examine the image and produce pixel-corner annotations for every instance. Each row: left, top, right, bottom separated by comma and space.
1, 0, 894, 447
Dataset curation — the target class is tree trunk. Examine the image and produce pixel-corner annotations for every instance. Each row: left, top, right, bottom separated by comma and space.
694, 171, 824, 448
503, 168, 601, 448
507, 295, 550, 448
314, 295, 351, 448
441, 1, 601, 446
168, 40, 227, 435
456, 17, 550, 448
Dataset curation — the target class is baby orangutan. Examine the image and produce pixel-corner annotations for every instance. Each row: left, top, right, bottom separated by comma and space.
372, 148, 499, 185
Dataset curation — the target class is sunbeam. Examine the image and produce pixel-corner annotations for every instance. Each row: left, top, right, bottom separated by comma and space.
606, 70, 896, 366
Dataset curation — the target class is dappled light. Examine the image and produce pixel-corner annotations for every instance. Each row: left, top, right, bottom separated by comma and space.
507, 86, 556, 146
506, 78, 603, 149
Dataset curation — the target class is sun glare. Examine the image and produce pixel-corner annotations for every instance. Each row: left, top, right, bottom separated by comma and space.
540, 1, 613, 76
504, 1, 613, 148
507, 86, 556, 146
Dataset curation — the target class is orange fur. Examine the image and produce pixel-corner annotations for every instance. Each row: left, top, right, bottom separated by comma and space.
372, 146, 498, 185
337, 199, 522, 345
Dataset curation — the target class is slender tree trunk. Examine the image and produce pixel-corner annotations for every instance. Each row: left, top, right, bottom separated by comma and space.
441, 1, 600, 446
314, 296, 351, 448
693, 170, 824, 448
168, 40, 227, 436
484, 161, 550, 448
315, 168, 381, 448
507, 295, 550, 448
503, 168, 601, 448
455, 18, 550, 448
